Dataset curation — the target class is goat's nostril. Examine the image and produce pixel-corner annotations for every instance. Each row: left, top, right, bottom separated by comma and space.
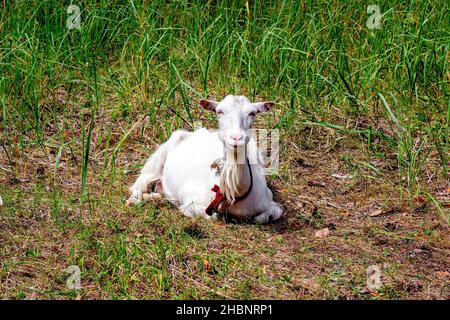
230, 134, 243, 141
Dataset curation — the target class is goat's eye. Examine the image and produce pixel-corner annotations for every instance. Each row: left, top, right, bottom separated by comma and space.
217, 110, 224, 115
248, 111, 256, 117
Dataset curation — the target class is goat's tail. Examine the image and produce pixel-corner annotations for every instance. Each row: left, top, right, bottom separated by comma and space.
127, 130, 190, 204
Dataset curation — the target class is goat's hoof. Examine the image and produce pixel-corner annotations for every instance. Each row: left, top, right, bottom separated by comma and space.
142, 192, 162, 200
125, 196, 140, 207
202, 212, 217, 220
125, 199, 133, 207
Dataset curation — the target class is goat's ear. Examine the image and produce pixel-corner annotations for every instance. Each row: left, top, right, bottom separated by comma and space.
254, 102, 275, 113
199, 100, 218, 112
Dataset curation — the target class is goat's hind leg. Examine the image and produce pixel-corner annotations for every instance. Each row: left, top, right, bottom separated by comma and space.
126, 130, 191, 206
141, 180, 163, 201
127, 158, 162, 205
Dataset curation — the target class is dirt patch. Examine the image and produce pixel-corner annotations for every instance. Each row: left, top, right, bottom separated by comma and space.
0, 109, 448, 300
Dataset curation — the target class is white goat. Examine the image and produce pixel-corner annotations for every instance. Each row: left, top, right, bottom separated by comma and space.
126, 95, 283, 223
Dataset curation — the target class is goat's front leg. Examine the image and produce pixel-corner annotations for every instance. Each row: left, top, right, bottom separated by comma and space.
180, 201, 217, 220
253, 201, 283, 224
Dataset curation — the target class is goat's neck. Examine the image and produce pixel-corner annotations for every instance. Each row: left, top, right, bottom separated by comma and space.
220, 146, 251, 203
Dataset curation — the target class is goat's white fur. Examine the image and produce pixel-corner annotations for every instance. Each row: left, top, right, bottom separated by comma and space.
127, 95, 283, 223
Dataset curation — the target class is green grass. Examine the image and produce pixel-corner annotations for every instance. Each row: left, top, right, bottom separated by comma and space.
0, 0, 448, 299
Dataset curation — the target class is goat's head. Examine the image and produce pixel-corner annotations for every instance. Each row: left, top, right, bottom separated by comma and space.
200, 95, 274, 149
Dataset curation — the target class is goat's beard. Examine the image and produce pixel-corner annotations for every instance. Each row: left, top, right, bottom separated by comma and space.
220, 143, 250, 204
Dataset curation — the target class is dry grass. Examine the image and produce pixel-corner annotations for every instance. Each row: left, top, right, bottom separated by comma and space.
1, 105, 448, 300
0, 0, 448, 300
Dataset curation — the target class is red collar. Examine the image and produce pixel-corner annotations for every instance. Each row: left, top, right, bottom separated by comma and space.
205, 157, 253, 215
